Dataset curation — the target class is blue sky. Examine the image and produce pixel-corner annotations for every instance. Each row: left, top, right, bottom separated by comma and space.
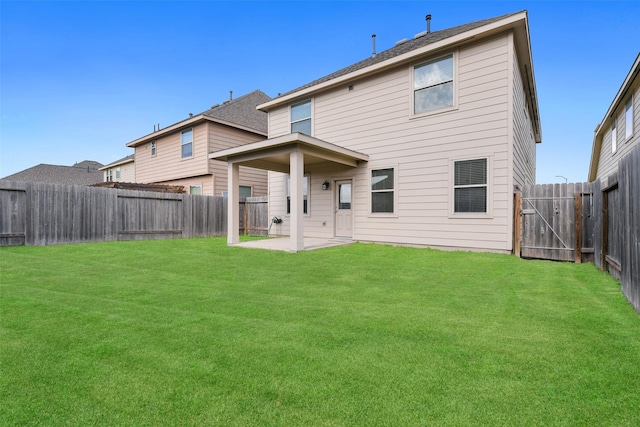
1, 0, 638, 183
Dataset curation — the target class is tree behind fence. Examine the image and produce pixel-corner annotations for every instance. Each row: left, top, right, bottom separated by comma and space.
0, 181, 268, 246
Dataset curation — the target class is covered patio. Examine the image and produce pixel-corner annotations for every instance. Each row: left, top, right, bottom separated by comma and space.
209, 132, 368, 252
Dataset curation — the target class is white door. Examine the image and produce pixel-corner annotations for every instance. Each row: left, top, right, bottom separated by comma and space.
335, 180, 352, 238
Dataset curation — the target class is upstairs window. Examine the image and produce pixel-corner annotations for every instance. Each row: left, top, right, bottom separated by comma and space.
151, 141, 157, 156
414, 55, 454, 114
454, 158, 487, 213
181, 128, 193, 158
611, 121, 617, 154
371, 168, 394, 213
625, 98, 633, 139
291, 100, 312, 135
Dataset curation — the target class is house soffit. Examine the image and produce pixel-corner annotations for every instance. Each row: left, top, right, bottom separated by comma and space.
209, 133, 369, 173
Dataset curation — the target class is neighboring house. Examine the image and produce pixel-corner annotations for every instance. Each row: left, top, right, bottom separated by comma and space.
99, 154, 135, 183
1, 160, 104, 186
212, 11, 541, 252
126, 90, 271, 196
588, 53, 639, 183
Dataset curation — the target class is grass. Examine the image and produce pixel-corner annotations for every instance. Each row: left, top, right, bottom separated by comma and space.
1, 238, 639, 426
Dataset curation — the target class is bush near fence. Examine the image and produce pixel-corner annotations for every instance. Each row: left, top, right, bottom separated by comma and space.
0, 180, 268, 246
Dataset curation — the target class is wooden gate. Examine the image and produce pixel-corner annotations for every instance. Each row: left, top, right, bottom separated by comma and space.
519, 183, 594, 262
0, 185, 27, 246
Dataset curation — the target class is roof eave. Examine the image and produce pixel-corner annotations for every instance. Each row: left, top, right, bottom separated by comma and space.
587, 52, 640, 181
126, 115, 267, 148
257, 11, 529, 112
99, 158, 135, 171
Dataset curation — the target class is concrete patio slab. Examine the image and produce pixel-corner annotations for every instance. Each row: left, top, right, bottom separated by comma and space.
233, 237, 354, 252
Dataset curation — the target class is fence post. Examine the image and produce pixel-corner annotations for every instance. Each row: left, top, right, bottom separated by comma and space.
514, 192, 521, 258
574, 193, 582, 264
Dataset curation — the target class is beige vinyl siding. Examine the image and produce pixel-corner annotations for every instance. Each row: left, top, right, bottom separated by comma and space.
135, 123, 209, 184
268, 34, 518, 251
206, 122, 268, 196
105, 161, 135, 183
134, 121, 267, 196
119, 162, 135, 183
512, 48, 536, 187
596, 84, 640, 180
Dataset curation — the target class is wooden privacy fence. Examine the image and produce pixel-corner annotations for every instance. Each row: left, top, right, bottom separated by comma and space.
592, 145, 640, 312
517, 144, 639, 312
0, 181, 268, 246
516, 182, 594, 263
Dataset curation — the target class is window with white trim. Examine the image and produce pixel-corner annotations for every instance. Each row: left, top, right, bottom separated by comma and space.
181, 128, 193, 158
625, 98, 633, 139
115, 167, 121, 180
286, 175, 309, 214
106, 170, 113, 182
151, 141, 157, 156
371, 168, 394, 213
414, 55, 454, 114
291, 100, 311, 135
611, 120, 617, 153
454, 158, 487, 213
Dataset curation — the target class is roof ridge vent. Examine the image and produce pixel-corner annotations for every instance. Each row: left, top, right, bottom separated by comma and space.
414, 30, 428, 39
395, 38, 408, 46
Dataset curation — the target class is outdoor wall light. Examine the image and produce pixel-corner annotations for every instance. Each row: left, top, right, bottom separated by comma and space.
322, 180, 330, 190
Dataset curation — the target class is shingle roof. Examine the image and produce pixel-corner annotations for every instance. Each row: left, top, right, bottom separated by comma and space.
277, 11, 523, 99
1, 161, 104, 186
201, 89, 271, 133
101, 154, 135, 170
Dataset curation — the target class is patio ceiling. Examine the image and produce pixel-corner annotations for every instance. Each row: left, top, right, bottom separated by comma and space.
209, 132, 369, 173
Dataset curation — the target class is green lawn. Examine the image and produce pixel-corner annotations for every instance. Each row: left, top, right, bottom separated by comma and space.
1, 238, 639, 426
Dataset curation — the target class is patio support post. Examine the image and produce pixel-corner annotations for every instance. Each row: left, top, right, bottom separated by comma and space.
227, 162, 240, 245
290, 150, 305, 252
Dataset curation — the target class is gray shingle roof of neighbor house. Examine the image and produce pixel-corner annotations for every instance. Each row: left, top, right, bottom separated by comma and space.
1, 160, 104, 186
99, 154, 135, 170
274, 11, 524, 99
202, 90, 271, 133
126, 89, 272, 147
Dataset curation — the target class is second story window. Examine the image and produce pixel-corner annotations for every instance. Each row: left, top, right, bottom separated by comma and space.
611, 120, 617, 154
625, 98, 633, 139
291, 100, 311, 135
181, 128, 193, 158
151, 141, 157, 156
414, 54, 454, 114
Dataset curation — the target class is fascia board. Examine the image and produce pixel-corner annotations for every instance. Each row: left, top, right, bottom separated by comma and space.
209, 132, 369, 163
257, 12, 528, 111
126, 115, 206, 147
126, 115, 267, 148
98, 158, 134, 171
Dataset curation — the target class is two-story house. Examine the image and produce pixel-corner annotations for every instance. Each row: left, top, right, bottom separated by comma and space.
100, 154, 135, 183
127, 90, 271, 196
212, 11, 541, 252
588, 53, 639, 183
